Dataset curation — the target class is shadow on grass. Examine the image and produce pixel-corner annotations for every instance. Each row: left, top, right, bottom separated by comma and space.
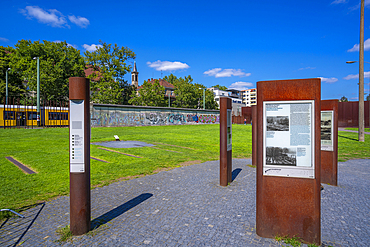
232, 168, 242, 181
338, 134, 358, 141
0, 202, 45, 247
91, 193, 153, 230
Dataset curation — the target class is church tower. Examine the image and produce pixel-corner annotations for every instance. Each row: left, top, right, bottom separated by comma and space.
131, 61, 139, 88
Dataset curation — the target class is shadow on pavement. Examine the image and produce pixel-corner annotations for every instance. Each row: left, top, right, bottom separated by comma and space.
0, 202, 45, 247
232, 168, 242, 181
91, 193, 153, 230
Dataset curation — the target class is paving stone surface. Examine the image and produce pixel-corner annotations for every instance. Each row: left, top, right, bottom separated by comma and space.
1, 158, 369, 246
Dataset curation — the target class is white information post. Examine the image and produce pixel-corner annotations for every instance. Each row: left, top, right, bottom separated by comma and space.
321, 111, 334, 151
227, 109, 232, 151
70, 100, 85, 173
263, 100, 315, 179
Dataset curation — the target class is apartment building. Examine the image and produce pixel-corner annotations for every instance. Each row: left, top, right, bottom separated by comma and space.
241, 88, 257, 106
208, 87, 245, 115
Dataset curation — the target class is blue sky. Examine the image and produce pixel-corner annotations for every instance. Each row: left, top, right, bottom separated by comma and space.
1, 0, 370, 100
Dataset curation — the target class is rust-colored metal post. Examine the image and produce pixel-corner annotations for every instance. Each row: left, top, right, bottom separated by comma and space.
252, 105, 257, 167
69, 77, 91, 235
220, 97, 232, 186
321, 100, 338, 186
256, 78, 321, 245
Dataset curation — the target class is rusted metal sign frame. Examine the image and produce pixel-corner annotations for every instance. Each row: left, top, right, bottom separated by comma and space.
220, 97, 232, 186
321, 100, 338, 186
69, 77, 91, 235
256, 78, 321, 245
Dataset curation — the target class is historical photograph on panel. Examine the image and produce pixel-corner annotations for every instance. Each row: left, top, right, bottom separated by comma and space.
266, 116, 289, 131
266, 146, 297, 166
321, 112, 332, 141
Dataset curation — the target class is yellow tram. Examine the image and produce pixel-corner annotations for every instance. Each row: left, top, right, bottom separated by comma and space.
0, 105, 69, 128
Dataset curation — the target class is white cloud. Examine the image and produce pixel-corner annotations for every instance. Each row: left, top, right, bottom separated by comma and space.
83, 44, 102, 52
347, 38, 370, 52
350, 97, 359, 100
21, 6, 68, 28
331, 0, 347, 4
343, 71, 370, 80
298, 67, 316, 70
68, 15, 90, 28
319, 77, 338, 83
0, 37, 9, 42
147, 60, 189, 71
349, 0, 370, 11
228, 81, 254, 91
203, 68, 251, 78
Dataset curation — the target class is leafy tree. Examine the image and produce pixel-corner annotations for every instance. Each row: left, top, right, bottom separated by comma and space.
84, 40, 135, 104
212, 84, 228, 91
129, 79, 166, 107
163, 74, 218, 110
9, 40, 85, 102
366, 94, 370, 101
339, 96, 348, 102
0, 46, 25, 101
170, 75, 199, 108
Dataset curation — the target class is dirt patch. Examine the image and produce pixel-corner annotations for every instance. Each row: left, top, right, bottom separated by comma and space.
178, 160, 202, 166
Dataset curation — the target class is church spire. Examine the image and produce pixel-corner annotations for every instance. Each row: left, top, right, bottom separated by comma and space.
131, 61, 139, 87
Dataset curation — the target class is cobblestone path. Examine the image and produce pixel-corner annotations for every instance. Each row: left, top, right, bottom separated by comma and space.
1, 159, 369, 246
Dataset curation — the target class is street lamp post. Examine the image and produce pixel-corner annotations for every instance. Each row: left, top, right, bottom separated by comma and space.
199, 88, 205, 110
33, 57, 41, 127
346, 60, 369, 141
359, 0, 365, 142
5, 68, 10, 105
168, 90, 171, 107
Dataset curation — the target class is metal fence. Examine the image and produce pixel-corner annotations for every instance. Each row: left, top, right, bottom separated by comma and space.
338, 101, 369, 128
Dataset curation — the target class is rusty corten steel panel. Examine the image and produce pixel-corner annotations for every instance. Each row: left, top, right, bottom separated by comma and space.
252, 105, 257, 167
321, 100, 338, 186
338, 101, 369, 128
242, 106, 252, 123
256, 78, 321, 245
69, 77, 91, 235
220, 97, 232, 186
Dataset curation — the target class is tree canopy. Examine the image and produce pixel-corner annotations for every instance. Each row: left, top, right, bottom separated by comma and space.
339, 96, 348, 102
8, 40, 85, 102
0, 46, 25, 100
129, 79, 167, 107
211, 84, 228, 91
163, 74, 218, 110
84, 40, 135, 104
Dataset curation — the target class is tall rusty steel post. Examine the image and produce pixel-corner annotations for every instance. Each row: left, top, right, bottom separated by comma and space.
69, 77, 91, 235
252, 105, 257, 167
220, 97, 232, 186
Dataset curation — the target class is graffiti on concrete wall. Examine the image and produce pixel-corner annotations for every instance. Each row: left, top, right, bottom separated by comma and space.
169, 113, 186, 124
146, 112, 168, 125
91, 106, 219, 127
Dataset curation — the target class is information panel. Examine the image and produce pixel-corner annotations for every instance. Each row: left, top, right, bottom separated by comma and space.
263, 100, 315, 179
321, 111, 334, 151
227, 109, 232, 151
70, 100, 85, 173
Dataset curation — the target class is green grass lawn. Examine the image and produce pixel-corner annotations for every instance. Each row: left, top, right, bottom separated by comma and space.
0, 125, 369, 213
0, 124, 251, 211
